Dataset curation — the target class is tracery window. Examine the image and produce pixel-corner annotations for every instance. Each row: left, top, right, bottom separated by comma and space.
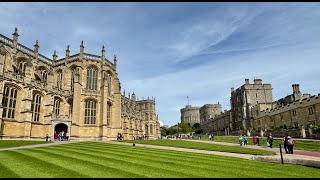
84, 99, 96, 124
86, 67, 98, 90
2, 86, 17, 118
107, 102, 111, 126
150, 124, 153, 134
31, 93, 41, 122
53, 97, 61, 118
57, 70, 63, 90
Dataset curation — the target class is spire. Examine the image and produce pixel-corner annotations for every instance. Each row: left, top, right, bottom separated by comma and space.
101, 45, 106, 61
34, 40, 39, 59
80, 41, 84, 60
53, 50, 58, 62
66, 45, 70, 56
12, 27, 19, 50
114, 54, 117, 69
123, 89, 126, 96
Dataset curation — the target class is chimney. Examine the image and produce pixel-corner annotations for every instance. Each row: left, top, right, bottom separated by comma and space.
292, 84, 301, 94
245, 79, 249, 85
254, 79, 262, 85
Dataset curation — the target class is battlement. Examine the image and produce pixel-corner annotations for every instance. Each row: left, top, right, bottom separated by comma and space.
255, 93, 320, 118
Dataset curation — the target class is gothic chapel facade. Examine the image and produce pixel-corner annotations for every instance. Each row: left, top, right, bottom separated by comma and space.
0, 28, 160, 140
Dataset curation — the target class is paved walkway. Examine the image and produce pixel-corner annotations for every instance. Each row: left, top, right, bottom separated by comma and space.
0, 140, 78, 151
181, 139, 320, 158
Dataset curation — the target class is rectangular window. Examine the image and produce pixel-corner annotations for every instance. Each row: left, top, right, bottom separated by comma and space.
107, 103, 111, 126
308, 107, 314, 115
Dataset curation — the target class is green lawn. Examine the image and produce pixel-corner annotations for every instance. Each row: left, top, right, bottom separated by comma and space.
0, 140, 50, 149
0, 142, 319, 178
193, 136, 320, 151
121, 139, 275, 155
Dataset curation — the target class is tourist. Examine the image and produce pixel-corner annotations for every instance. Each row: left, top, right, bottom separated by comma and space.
54, 131, 58, 141
256, 136, 260, 146
283, 135, 288, 153
252, 135, 256, 145
267, 133, 273, 148
61, 131, 64, 141
211, 134, 214, 141
209, 134, 212, 141
239, 135, 243, 146
243, 135, 248, 146
45, 134, 49, 142
287, 136, 295, 154
66, 132, 69, 141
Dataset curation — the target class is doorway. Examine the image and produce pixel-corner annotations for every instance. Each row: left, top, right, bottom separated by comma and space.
55, 123, 68, 134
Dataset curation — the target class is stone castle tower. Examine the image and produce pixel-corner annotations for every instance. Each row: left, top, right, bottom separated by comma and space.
180, 105, 200, 126
230, 78, 273, 131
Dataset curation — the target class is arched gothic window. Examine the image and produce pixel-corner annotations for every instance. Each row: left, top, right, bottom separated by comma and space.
84, 99, 96, 124
53, 97, 61, 118
2, 86, 17, 118
145, 125, 148, 134
57, 70, 63, 90
31, 93, 41, 122
150, 124, 153, 134
86, 67, 98, 90
107, 74, 111, 95
107, 102, 111, 126
71, 67, 76, 91
18, 61, 26, 77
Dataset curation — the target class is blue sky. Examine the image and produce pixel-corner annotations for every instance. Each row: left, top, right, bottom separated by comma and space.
1, 2, 320, 126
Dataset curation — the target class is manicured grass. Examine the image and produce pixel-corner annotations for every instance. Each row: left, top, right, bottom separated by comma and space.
0, 142, 319, 178
0, 140, 50, 149
193, 136, 320, 151
121, 140, 275, 155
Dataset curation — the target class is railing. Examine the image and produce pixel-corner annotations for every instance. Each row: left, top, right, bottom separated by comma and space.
0, 34, 13, 46
68, 54, 80, 62
38, 54, 52, 65
83, 53, 101, 61
17, 44, 35, 57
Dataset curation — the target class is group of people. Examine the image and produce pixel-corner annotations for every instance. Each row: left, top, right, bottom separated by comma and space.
54, 131, 69, 141
283, 135, 295, 154
239, 134, 248, 146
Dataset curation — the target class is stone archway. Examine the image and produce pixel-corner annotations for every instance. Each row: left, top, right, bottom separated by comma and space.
54, 123, 68, 134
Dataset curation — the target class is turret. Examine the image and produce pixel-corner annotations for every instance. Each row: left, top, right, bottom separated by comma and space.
114, 54, 117, 69
132, 92, 136, 101
33, 40, 39, 59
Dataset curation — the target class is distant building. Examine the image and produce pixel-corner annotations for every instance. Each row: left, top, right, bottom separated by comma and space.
180, 105, 200, 126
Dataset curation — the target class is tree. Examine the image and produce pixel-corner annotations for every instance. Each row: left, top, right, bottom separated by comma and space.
178, 122, 193, 134
160, 126, 169, 136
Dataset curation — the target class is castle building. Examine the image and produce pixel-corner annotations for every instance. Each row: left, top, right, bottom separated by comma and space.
0, 28, 160, 140
201, 110, 232, 135
251, 84, 319, 131
230, 79, 273, 131
180, 105, 200, 125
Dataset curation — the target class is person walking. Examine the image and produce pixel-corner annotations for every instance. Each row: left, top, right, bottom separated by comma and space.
253, 135, 257, 145
45, 134, 49, 142
239, 135, 243, 146
268, 133, 273, 148
211, 134, 214, 141
66, 132, 69, 141
209, 134, 212, 141
243, 135, 248, 146
283, 135, 288, 153
287, 136, 295, 154
54, 131, 58, 141
256, 136, 260, 146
